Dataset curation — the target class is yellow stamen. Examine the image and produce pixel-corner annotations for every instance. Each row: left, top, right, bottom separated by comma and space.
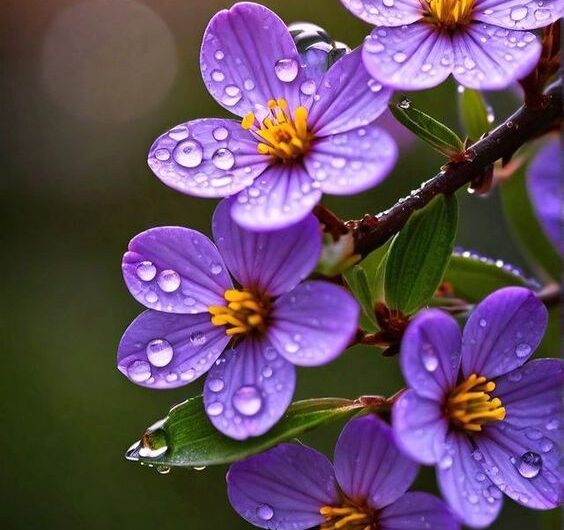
241, 98, 312, 161
320, 505, 372, 530
208, 289, 269, 337
424, 0, 475, 26
446, 374, 506, 432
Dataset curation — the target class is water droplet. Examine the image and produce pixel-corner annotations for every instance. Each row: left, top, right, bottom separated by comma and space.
136, 261, 157, 281
209, 262, 223, 275
169, 126, 189, 141
479, 318, 487, 328
212, 126, 229, 141
517, 452, 542, 479
232, 385, 263, 416
261, 366, 273, 378
127, 360, 152, 383
212, 148, 235, 170
222, 85, 242, 106
157, 269, 181, 293
439, 454, 453, 470
393, 52, 407, 63
211, 69, 225, 82
146, 338, 174, 367
422, 344, 438, 372
515, 343, 532, 358
155, 148, 170, 161
398, 98, 411, 109
284, 342, 299, 354
208, 378, 224, 392
243, 79, 255, 90
193, 465, 206, 471
274, 58, 299, 82
214, 50, 224, 60
156, 465, 171, 474
206, 402, 224, 416
189, 331, 207, 346
173, 140, 203, 168
256, 504, 274, 521
300, 79, 316, 96
383, 0, 394, 6
145, 291, 158, 304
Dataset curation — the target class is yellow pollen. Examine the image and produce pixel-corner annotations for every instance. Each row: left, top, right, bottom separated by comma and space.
241, 98, 312, 161
446, 374, 506, 432
424, 0, 475, 26
320, 505, 373, 530
208, 289, 269, 337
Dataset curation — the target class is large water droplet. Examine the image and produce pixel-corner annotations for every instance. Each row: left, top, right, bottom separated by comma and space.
127, 360, 152, 383
274, 58, 299, 82
206, 402, 224, 416
146, 338, 174, 367
510, 6, 528, 21
515, 343, 532, 358
173, 140, 203, 168
517, 451, 542, 479
212, 148, 235, 170
136, 261, 157, 281
300, 79, 316, 96
232, 385, 263, 416
256, 504, 274, 521
157, 269, 181, 292
212, 126, 229, 141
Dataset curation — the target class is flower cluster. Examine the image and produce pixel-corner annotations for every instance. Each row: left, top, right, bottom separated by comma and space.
118, 1, 562, 529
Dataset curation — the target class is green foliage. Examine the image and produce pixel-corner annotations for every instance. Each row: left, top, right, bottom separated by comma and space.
457, 86, 493, 140
385, 195, 459, 315
127, 396, 362, 468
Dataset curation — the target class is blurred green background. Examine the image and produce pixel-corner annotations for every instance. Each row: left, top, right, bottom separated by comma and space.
1, 0, 559, 528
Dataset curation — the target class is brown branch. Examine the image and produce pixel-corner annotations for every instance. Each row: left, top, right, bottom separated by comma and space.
349, 83, 562, 257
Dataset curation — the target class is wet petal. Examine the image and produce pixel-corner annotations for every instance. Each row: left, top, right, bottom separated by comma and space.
451, 22, 541, 90
474, 0, 564, 30
117, 311, 229, 389
527, 137, 562, 254
400, 309, 462, 401
305, 124, 397, 194
203, 337, 296, 440
379, 492, 461, 530
227, 443, 339, 529
475, 420, 562, 510
269, 281, 359, 367
334, 415, 419, 510
122, 227, 232, 313
148, 118, 268, 198
309, 47, 393, 136
212, 199, 321, 296
231, 163, 322, 231
362, 23, 453, 90
392, 390, 448, 465
340, 0, 424, 26
200, 3, 305, 117
437, 431, 503, 529
461, 287, 547, 380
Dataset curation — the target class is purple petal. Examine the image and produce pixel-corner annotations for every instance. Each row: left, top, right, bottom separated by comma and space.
334, 415, 419, 510
268, 281, 360, 367
212, 198, 322, 297
231, 163, 322, 231
148, 118, 268, 198
362, 23, 453, 91
475, 421, 562, 510
122, 227, 232, 313
474, 0, 564, 30
400, 309, 462, 401
117, 310, 229, 389
309, 47, 393, 136
392, 390, 448, 465
527, 137, 562, 254
203, 336, 296, 440
227, 443, 339, 529
340, 0, 424, 26
461, 287, 547, 380
493, 359, 563, 430
437, 431, 503, 529
379, 492, 461, 530
305, 124, 397, 194
200, 3, 305, 117
451, 22, 541, 90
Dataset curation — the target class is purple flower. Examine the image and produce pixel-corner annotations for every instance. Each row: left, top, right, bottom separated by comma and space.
227, 414, 460, 529
392, 286, 563, 528
117, 199, 359, 440
527, 136, 562, 255
341, 0, 563, 90
147, 2, 397, 231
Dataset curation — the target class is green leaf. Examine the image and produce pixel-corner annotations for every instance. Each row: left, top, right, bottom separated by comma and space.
443, 252, 530, 302
385, 194, 459, 315
457, 86, 493, 140
390, 98, 465, 158
126, 396, 362, 468
500, 148, 560, 280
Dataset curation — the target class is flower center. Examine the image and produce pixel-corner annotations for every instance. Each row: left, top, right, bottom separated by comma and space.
424, 0, 475, 27
241, 98, 312, 161
208, 289, 269, 336
320, 504, 375, 530
446, 374, 506, 432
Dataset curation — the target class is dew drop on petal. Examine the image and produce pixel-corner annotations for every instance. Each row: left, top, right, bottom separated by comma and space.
127, 360, 152, 382
479, 318, 487, 328
422, 344, 439, 372
393, 52, 407, 63
157, 269, 181, 292
515, 343, 532, 358
209, 262, 223, 275
173, 140, 203, 168
300, 79, 316, 96
154, 148, 170, 161
169, 126, 189, 141
232, 385, 263, 416
212, 126, 229, 141
136, 261, 157, 281
206, 402, 224, 417
146, 338, 174, 367
517, 452, 542, 479
212, 148, 235, 170
256, 504, 274, 521
189, 331, 207, 346
274, 58, 299, 82
208, 378, 225, 392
